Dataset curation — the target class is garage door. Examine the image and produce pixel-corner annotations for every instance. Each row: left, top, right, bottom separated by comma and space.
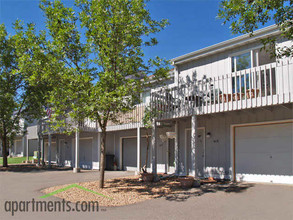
122, 138, 137, 171
15, 140, 22, 155
122, 137, 150, 171
44, 142, 57, 162
59, 139, 72, 167
235, 122, 293, 184
79, 139, 92, 169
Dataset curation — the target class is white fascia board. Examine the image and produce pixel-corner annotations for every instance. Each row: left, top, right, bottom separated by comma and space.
171, 25, 281, 65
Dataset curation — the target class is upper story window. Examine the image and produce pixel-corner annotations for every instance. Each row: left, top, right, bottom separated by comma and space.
231, 48, 276, 73
141, 91, 150, 104
231, 52, 251, 72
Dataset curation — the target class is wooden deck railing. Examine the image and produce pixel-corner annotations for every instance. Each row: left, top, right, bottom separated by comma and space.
42, 103, 146, 133
107, 103, 146, 127
151, 59, 293, 120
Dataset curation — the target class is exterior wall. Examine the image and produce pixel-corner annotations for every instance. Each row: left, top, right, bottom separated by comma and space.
28, 139, 38, 156
27, 125, 38, 139
176, 38, 292, 83
43, 131, 99, 169
177, 105, 293, 179
106, 129, 145, 171
105, 125, 176, 173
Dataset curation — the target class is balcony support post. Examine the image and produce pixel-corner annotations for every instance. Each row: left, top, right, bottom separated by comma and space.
175, 120, 179, 175
136, 126, 141, 175
26, 135, 29, 162
97, 132, 101, 170
22, 135, 25, 157
41, 136, 45, 166
191, 114, 198, 179
37, 120, 42, 166
73, 130, 80, 173
151, 119, 157, 176
48, 132, 52, 168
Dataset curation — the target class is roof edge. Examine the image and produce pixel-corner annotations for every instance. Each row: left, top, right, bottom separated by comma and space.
171, 25, 280, 65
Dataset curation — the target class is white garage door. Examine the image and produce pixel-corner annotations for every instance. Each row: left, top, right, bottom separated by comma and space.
79, 139, 92, 169
235, 122, 293, 184
15, 140, 23, 155
44, 142, 57, 162
122, 137, 149, 171
122, 138, 137, 171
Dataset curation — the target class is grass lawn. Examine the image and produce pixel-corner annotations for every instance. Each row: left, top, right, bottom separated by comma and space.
0, 156, 33, 165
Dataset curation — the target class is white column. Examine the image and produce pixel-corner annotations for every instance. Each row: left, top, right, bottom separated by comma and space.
191, 115, 198, 178
151, 119, 157, 175
175, 121, 179, 175
48, 133, 52, 168
56, 136, 59, 166
136, 126, 141, 175
165, 138, 169, 174
37, 121, 42, 166
22, 136, 25, 157
26, 136, 29, 162
41, 137, 44, 166
73, 130, 80, 173
97, 132, 101, 170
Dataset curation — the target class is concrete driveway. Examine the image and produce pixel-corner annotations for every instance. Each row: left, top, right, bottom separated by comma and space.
0, 168, 292, 220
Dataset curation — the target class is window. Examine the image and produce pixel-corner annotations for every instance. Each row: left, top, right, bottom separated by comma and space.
230, 48, 277, 96
253, 48, 276, 66
231, 52, 251, 72
142, 91, 150, 104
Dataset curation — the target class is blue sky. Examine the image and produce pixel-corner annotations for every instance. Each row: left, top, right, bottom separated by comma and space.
0, 0, 269, 62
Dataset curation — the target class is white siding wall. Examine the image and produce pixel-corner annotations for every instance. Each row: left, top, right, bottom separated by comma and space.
177, 105, 292, 179
177, 39, 292, 82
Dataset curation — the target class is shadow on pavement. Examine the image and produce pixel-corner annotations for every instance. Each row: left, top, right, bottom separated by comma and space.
104, 177, 254, 203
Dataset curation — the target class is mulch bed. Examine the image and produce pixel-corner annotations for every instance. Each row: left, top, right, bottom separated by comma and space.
41, 176, 252, 207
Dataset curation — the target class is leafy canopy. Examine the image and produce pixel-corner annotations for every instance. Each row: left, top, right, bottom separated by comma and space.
0, 21, 52, 154
40, 0, 170, 132
218, 0, 293, 57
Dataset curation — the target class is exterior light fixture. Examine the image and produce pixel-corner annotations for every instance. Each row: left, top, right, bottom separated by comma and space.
206, 132, 211, 138
166, 131, 176, 139
159, 134, 168, 142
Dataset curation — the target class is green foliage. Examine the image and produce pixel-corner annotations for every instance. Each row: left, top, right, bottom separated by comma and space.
218, 0, 293, 57
0, 22, 52, 166
76, 0, 169, 129
40, 0, 170, 132
39, 0, 94, 133
40, 0, 170, 186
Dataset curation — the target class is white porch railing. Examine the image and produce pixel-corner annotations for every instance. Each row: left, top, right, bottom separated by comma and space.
151, 59, 293, 120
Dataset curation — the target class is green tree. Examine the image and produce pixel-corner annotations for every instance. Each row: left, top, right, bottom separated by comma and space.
218, 0, 293, 57
0, 22, 52, 167
40, 0, 169, 187
40, 0, 93, 135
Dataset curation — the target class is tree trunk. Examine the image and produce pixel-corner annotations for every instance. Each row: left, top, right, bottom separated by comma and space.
2, 135, 8, 167
99, 128, 107, 188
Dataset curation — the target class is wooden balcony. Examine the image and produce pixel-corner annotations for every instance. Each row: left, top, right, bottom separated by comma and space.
42, 104, 146, 133
151, 59, 293, 120
42, 117, 99, 134
107, 103, 146, 131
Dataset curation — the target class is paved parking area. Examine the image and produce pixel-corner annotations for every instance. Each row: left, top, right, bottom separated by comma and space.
0, 168, 292, 220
